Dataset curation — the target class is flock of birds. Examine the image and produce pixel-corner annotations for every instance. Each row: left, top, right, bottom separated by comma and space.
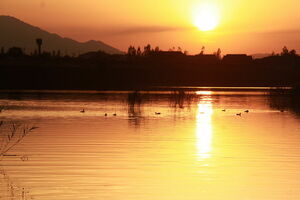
221, 109, 250, 116
80, 109, 162, 116
230, 109, 284, 115
79, 109, 263, 117
224, 109, 284, 116
79, 108, 287, 116
0, 107, 286, 116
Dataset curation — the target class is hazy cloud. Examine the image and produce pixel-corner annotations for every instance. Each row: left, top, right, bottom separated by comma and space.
107, 25, 193, 36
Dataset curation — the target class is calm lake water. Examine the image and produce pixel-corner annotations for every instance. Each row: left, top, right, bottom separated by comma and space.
0, 89, 300, 200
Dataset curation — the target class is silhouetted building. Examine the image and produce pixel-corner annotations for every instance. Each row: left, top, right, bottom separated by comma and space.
150, 51, 184, 57
223, 54, 253, 64
194, 54, 219, 64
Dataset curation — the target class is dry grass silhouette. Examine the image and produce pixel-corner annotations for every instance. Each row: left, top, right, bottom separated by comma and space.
0, 121, 38, 160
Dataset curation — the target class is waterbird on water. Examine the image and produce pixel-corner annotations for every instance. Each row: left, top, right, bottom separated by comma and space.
236, 113, 242, 116
104, 113, 108, 116
155, 112, 161, 115
113, 113, 117, 116
244, 110, 249, 113
80, 109, 85, 113
222, 109, 226, 112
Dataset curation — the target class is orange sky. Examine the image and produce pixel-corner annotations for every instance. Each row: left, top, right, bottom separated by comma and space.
1, 0, 299, 54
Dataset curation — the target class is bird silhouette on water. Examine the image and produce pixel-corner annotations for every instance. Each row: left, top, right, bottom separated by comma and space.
155, 112, 161, 115
244, 110, 249, 113
236, 113, 242, 116
80, 109, 85, 113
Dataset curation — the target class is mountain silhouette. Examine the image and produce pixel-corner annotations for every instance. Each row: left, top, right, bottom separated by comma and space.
0, 15, 123, 55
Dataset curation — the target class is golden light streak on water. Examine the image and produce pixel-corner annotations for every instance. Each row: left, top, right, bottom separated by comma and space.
195, 96, 213, 160
195, 91, 213, 95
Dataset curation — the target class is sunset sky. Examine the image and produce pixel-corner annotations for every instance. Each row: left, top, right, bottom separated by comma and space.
1, 0, 299, 54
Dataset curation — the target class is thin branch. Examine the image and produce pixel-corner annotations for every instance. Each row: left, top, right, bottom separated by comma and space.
0, 122, 39, 158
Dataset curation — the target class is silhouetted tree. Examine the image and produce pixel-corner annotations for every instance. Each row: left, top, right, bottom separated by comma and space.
289, 49, 297, 56
143, 44, 151, 56
281, 46, 297, 56
127, 46, 137, 56
214, 48, 222, 60
127, 46, 131, 55
132, 47, 137, 56
154, 46, 160, 52
200, 46, 205, 55
137, 47, 142, 56
36, 38, 43, 55
281, 46, 289, 56
177, 47, 182, 52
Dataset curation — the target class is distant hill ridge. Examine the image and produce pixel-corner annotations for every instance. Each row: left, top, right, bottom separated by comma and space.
0, 15, 123, 55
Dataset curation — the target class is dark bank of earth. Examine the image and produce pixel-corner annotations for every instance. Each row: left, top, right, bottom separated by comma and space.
0, 52, 299, 90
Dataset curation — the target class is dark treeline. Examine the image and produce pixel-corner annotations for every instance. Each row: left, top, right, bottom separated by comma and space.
0, 44, 299, 90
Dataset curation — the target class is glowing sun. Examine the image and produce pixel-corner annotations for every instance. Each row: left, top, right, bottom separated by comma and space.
193, 3, 220, 31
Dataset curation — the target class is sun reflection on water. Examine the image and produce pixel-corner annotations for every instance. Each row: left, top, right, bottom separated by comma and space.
196, 91, 213, 95
196, 96, 213, 161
